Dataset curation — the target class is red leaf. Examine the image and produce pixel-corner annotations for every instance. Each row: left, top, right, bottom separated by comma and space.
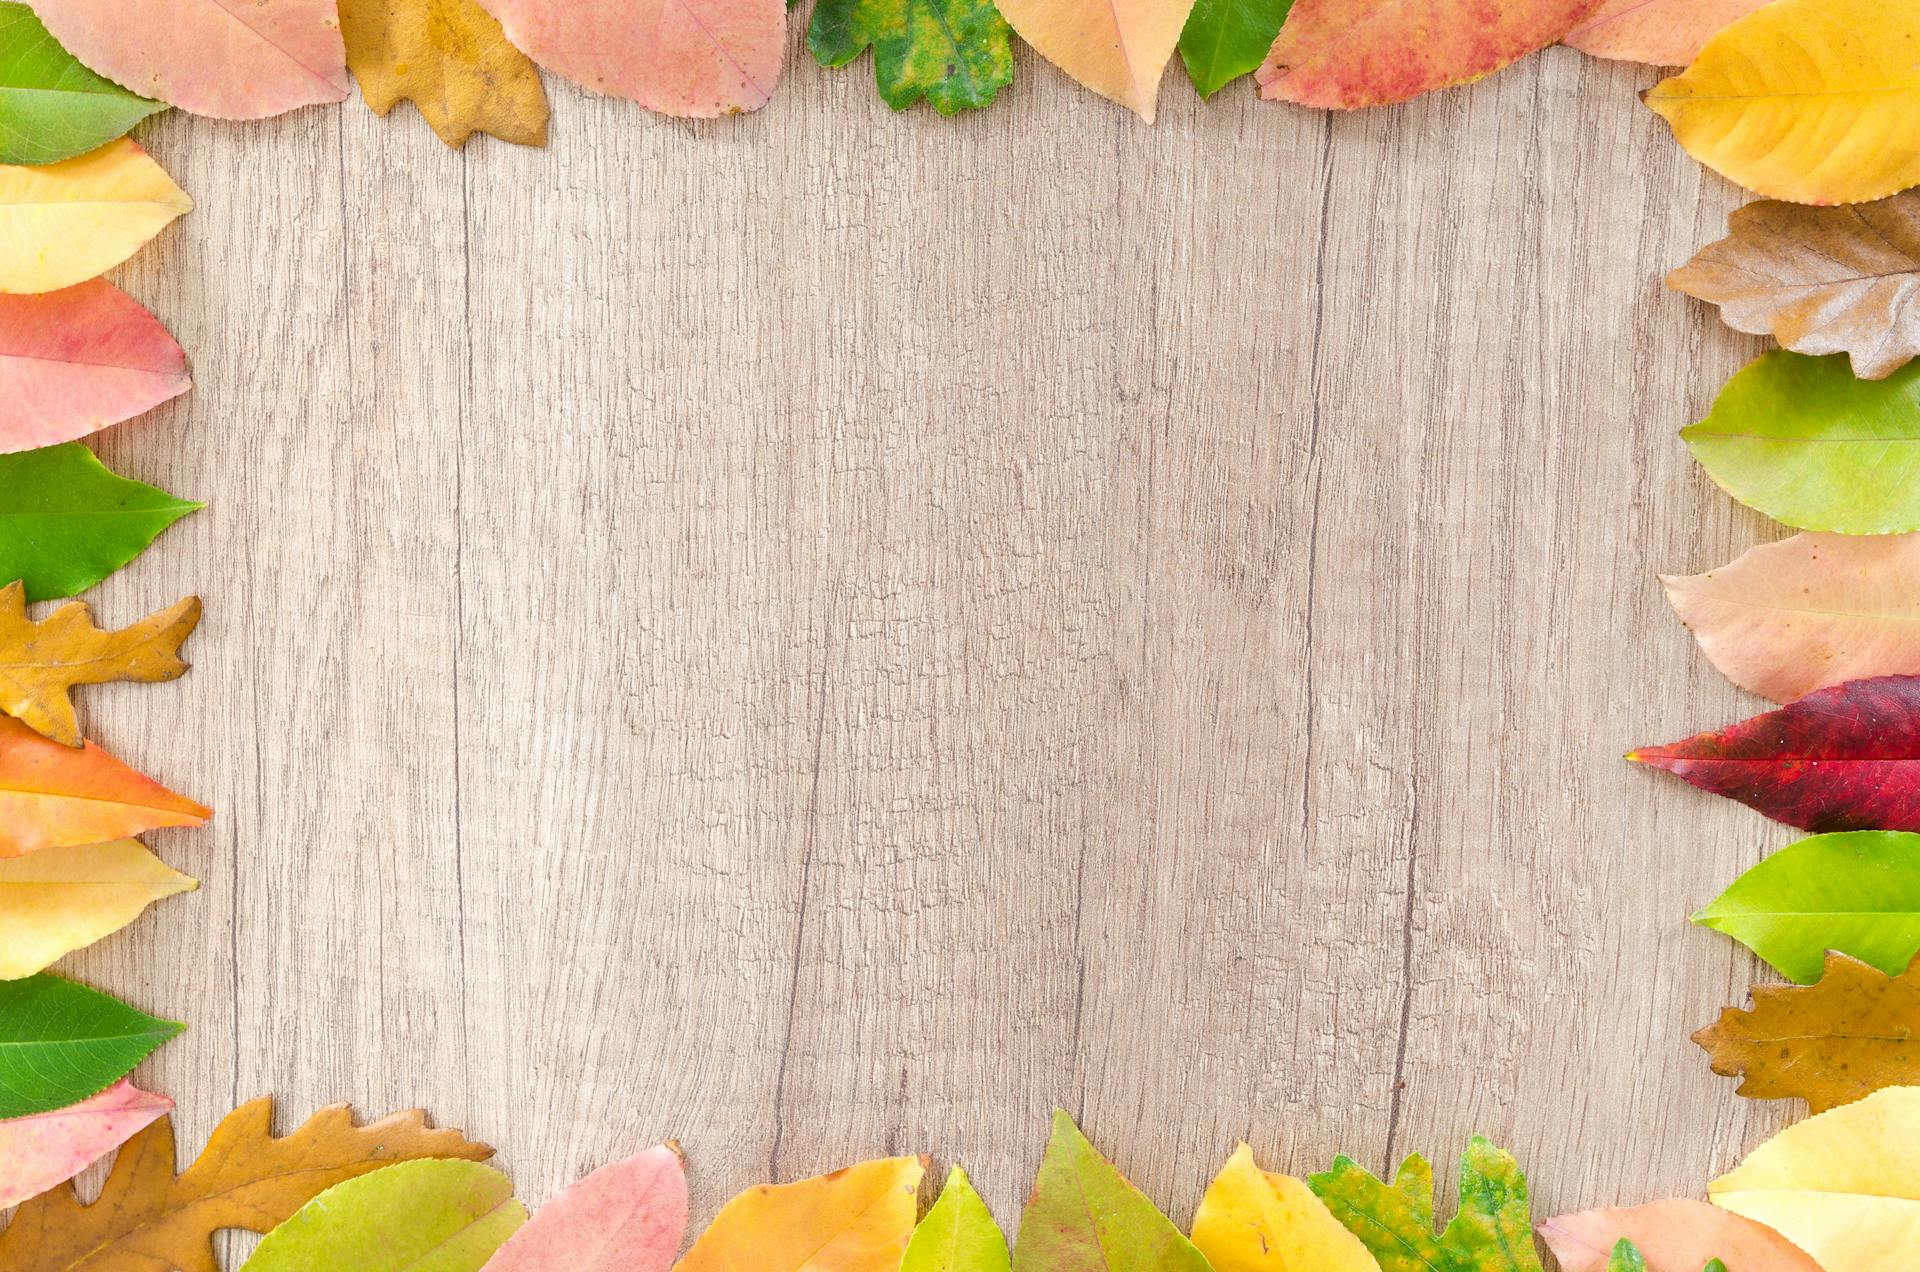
0, 280, 189, 456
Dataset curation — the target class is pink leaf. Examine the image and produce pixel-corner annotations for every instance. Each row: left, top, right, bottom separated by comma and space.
474, 0, 784, 118
0, 280, 189, 456
0, 1080, 172, 1208
1563, 0, 1773, 67
479, 1144, 688, 1272
26, 0, 349, 120
1540, 1199, 1823, 1272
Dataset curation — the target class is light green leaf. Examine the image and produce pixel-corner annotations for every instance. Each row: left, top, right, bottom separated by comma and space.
0, 3, 162, 165
1178, 0, 1293, 99
1683, 352, 1920, 533
1694, 830, 1920, 984
0, 972, 182, 1118
908, 1166, 1010, 1272
0, 443, 199, 601
1704, 1262, 1727, 1272
808, 0, 1012, 115
1607, 1240, 1646, 1272
1309, 1136, 1544, 1272
1012, 1110, 1212, 1272
240, 1159, 526, 1272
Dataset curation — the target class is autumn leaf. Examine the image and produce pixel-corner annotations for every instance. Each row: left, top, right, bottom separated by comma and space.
0, 2, 163, 165
1683, 353, 1920, 534
1644, 0, 1920, 206
0, 279, 190, 455
1693, 831, 1920, 984
1670, 193, 1920, 381
0, 442, 199, 602
808, 0, 1012, 116
1629, 676, 1920, 833
1011, 1110, 1211, 1272
1709, 1086, 1920, 1272
992, 0, 1194, 122
1309, 1136, 1544, 1272
0, 137, 188, 294
1608, 1243, 1646, 1272
1540, 1199, 1822, 1272
0, 838, 196, 978
0, 713, 208, 857
0, 1096, 494, 1272
480, 1144, 687, 1272
1255, 0, 1598, 110
0, 972, 180, 1118
0, 582, 198, 746
474, 0, 785, 118
1177, 0, 1291, 99
1562, 0, 1770, 67
1191, 1143, 1381, 1272
339, 0, 548, 149
241, 1160, 526, 1271
0, 1079, 170, 1208
24, 0, 349, 119
677, 1154, 925, 1270
904, 1167, 1010, 1272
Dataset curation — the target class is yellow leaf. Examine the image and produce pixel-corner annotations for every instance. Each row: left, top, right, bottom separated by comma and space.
1191, 1144, 1382, 1272
993, 0, 1194, 122
340, 0, 550, 149
0, 139, 190, 295
676, 1155, 925, 1271
1710, 1085, 1920, 1271
0, 839, 195, 979
1644, 0, 1920, 205
0, 582, 200, 748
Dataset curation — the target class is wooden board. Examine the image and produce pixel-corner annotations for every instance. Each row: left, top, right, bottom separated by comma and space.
62, 40, 1790, 1252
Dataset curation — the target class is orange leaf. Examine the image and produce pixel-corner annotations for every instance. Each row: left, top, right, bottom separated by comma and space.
675, 1155, 925, 1270
993, 0, 1194, 121
0, 712, 207, 857
0, 581, 199, 747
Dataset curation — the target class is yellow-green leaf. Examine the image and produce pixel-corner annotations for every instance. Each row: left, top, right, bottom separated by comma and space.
1192, 1143, 1381, 1272
242, 1159, 525, 1272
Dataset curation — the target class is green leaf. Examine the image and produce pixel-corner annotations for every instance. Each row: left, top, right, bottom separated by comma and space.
1178, 0, 1293, 99
808, 0, 1012, 115
0, 972, 182, 1118
0, 2, 163, 165
1682, 351, 1920, 533
1309, 1136, 1544, 1272
1694, 830, 1920, 984
907, 1166, 1011, 1272
1011, 1109, 1212, 1272
1704, 1262, 1727, 1272
240, 1159, 527, 1272
1607, 1240, 1647, 1272
0, 443, 199, 601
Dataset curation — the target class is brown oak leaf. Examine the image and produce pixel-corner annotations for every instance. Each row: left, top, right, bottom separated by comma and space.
340, 0, 549, 149
0, 581, 200, 747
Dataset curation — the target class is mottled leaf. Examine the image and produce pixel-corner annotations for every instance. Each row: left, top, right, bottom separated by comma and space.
340, 0, 547, 148
0, 137, 188, 294
993, 0, 1193, 122
0, 2, 162, 164
0, 442, 199, 601
1540, 1199, 1823, 1272
1012, 1109, 1212, 1272
809, 0, 1012, 115
0, 972, 180, 1117
0, 279, 190, 454
0, 712, 209, 858
904, 1167, 1010, 1272
1192, 1143, 1381, 1272
1310, 1136, 1544, 1272
678, 1154, 925, 1270
1563, 0, 1771, 67
242, 1160, 526, 1272
0, 838, 196, 978
1177, 0, 1291, 99
479, 1144, 686, 1272
0, 1079, 170, 1208
0, 581, 199, 745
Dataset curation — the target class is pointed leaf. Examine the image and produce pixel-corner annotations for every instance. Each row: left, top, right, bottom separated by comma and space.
0, 972, 181, 1117
1191, 1143, 1381, 1272
1011, 1110, 1211, 1272
241, 1160, 526, 1272
25, 0, 349, 119
1693, 830, 1920, 983
0, 713, 209, 857
0, 582, 200, 745
904, 1167, 1010, 1272
480, 1144, 687, 1272
676, 1154, 925, 1270
1629, 676, 1920, 833
1670, 193, 1920, 381
1540, 1199, 1823, 1272
0, 279, 190, 454
1710, 1086, 1920, 1272
0, 442, 200, 601
0, 1097, 494, 1272
0, 137, 188, 293
0, 2, 163, 165
1608, 1242, 1647, 1272
340, 0, 547, 149
1644, 0, 1920, 205
808, 0, 1012, 115
1310, 1137, 1545, 1272
474, 0, 785, 118
993, 0, 1193, 122
1563, 0, 1770, 67
1177, 0, 1291, 99
0, 1078, 170, 1207
0, 837, 196, 978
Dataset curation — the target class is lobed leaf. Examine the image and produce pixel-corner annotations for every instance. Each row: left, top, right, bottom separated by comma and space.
0, 972, 180, 1117
0, 442, 199, 602
808, 0, 1012, 115
0, 1, 162, 165
0, 838, 196, 978
0, 581, 200, 746
1310, 1136, 1544, 1272
339, 0, 548, 149
0, 1078, 170, 1208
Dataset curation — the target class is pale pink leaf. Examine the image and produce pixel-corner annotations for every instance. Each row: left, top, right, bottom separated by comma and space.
0, 1079, 172, 1208
25, 0, 349, 120
1540, 1199, 1823, 1272
474, 0, 784, 118
1564, 0, 1773, 66
479, 1145, 687, 1272
0, 279, 189, 455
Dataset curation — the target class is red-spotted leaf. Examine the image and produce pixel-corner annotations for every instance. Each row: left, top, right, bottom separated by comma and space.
479, 1145, 686, 1272
0, 1079, 171, 1208
0, 279, 187, 454
1630, 676, 1920, 832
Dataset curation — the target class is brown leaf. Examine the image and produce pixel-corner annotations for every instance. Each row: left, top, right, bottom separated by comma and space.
1693, 951, 1920, 1113
1670, 192, 1920, 380
0, 1097, 491, 1272
0, 581, 200, 747
340, 0, 549, 149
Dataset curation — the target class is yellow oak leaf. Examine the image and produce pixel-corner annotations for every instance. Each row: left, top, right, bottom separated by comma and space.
340, 0, 549, 149
993, 0, 1194, 122
0, 582, 200, 747
1192, 1143, 1382, 1272
0, 139, 190, 295
675, 1155, 925, 1270
0, 838, 195, 978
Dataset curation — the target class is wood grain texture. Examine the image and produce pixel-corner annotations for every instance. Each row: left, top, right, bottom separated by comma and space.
46, 38, 1791, 1254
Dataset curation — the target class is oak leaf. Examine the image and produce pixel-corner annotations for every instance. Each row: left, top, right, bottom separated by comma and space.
677, 1153, 925, 1270
0, 712, 208, 857
0, 279, 190, 455
0, 837, 196, 978
1012, 1110, 1211, 1272
1310, 1137, 1544, 1272
0, 138, 188, 295
808, 0, 1013, 116
1563, 0, 1771, 68
480, 1145, 687, 1272
1191, 1143, 1380, 1272
339, 0, 548, 149
992, 0, 1194, 122
0, 581, 199, 746
1541, 1199, 1821, 1272
0, 1079, 170, 1209
0, 1097, 494, 1272
0, 2, 164, 165
242, 1159, 526, 1271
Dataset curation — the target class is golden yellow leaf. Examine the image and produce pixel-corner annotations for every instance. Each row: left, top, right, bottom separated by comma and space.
0, 138, 190, 295
992, 0, 1194, 122
1643, 0, 1920, 205
0, 838, 195, 979
1192, 1143, 1382, 1272
340, 0, 549, 149
0, 582, 200, 747
675, 1155, 925, 1271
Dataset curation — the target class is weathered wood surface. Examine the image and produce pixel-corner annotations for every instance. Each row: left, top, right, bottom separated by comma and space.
64, 36, 1786, 1255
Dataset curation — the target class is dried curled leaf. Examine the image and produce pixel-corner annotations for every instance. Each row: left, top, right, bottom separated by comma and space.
339, 0, 549, 148
0, 581, 199, 746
